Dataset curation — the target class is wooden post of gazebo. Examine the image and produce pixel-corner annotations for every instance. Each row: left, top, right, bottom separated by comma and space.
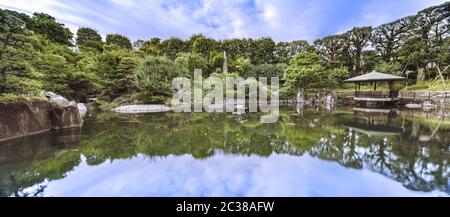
344, 71, 406, 107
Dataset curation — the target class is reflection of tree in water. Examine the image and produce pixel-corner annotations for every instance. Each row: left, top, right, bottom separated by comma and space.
309, 110, 449, 193
0, 108, 448, 196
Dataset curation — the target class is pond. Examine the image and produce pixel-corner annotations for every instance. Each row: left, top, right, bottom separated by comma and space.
0, 106, 449, 196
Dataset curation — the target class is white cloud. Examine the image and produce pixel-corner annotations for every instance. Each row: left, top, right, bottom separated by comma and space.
335, 0, 448, 34
30, 153, 439, 196
0, 0, 447, 42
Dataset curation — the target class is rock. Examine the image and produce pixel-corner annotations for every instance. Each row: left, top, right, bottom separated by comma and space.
0, 101, 83, 141
297, 91, 305, 103
112, 104, 172, 113
324, 92, 337, 106
45, 92, 70, 107
45, 92, 85, 117
50, 104, 83, 130
422, 101, 436, 109
419, 135, 431, 142
77, 103, 87, 118
405, 104, 421, 109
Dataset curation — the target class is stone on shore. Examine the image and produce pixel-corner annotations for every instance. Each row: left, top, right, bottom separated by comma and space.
112, 104, 172, 113
77, 103, 87, 118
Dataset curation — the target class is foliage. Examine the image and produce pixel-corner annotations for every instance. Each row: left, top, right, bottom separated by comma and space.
1, 2, 450, 103
0, 93, 46, 102
283, 51, 327, 91
132, 56, 181, 95
76, 27, 102, 46
28, 12, 73, 46
375, 62, 403, 75
403, 80, 450, 91
106, 34, 132, 50
95, 99, 119, 111
328, 67, 349, 87
249, 63, 284, 79
174, 52, 208, 77
229, 56, 254, 77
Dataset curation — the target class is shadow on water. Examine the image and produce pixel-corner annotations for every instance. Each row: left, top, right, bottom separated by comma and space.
0, 106, 449, 196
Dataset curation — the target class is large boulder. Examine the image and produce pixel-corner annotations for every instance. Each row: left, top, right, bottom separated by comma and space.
45, 92, 86, 118
45, 92, 71, 107
0, 100, 83, 141
50, 103, 83, 130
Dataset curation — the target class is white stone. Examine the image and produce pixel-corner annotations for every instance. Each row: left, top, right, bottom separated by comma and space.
77, 103, 87, 118
45, 92, 71, 107
112, 104, 172, 113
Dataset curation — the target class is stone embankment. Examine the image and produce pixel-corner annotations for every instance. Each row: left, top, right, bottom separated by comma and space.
0, 92, 84, 142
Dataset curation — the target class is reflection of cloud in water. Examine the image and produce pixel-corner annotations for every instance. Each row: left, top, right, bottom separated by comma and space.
34, 153, 440, 196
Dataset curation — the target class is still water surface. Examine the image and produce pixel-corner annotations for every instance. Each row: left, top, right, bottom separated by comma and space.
0, 106, 449, 196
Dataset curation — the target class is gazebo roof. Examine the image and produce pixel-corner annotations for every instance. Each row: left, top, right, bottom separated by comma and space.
344, 71, 406, 83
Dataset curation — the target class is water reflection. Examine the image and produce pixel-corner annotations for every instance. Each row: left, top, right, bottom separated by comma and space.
0, 107, 448, 196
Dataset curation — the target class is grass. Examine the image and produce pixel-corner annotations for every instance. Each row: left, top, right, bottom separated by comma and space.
0, 93, 47, 102
403, 80, 450, 91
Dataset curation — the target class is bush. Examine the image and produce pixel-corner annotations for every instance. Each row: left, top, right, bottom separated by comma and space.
131, 92, 168, 104
0, 93, 47, 102
94, 99, 118, 111
132, 56, 181, 96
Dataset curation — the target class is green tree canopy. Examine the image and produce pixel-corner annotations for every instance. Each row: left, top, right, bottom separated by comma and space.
28, 13, 73, 46
76, 27, 102, 46
132, 56, 181, 96
106, 34, 132, 50
283, 51, 326, 91
174, 52, 208, 78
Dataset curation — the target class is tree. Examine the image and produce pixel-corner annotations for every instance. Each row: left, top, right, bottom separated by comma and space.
191, 35, 218, 59
283, 51, 326, 91
28, 13, 73, 46
361, 50, 382, 73
344, 26, 373, 76
314, 35, 349, 69
132, 39, 145, 50
398, 35, 429, 81
371, 18, 411, 63
208, 51, 225, 72
115, 57, 138, 92
251, 37, 276, 64
328, 67, 349, 87
132, 56, 181, 95
106, 34, 132, 50
76, 27, 102, 46
81, 41, 104, 53
222, 38, 251, 59
34, 53, 73, 95
398, 2, 449, 81
249, 64, 284, 79
375, 62, 402, 75
174, 52, 208, 78
229, 56, 253, 77
0, 9, 30, 92
160, 37, 186, 60
275, 40, 313, 64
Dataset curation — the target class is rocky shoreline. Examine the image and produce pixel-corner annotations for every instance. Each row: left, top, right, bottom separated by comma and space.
0, 93, 84, 142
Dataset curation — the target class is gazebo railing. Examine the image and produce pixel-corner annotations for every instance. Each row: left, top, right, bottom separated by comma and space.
355, 90, 399, 98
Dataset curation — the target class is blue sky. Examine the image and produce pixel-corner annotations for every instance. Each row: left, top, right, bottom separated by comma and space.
0, 0, 447, 42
